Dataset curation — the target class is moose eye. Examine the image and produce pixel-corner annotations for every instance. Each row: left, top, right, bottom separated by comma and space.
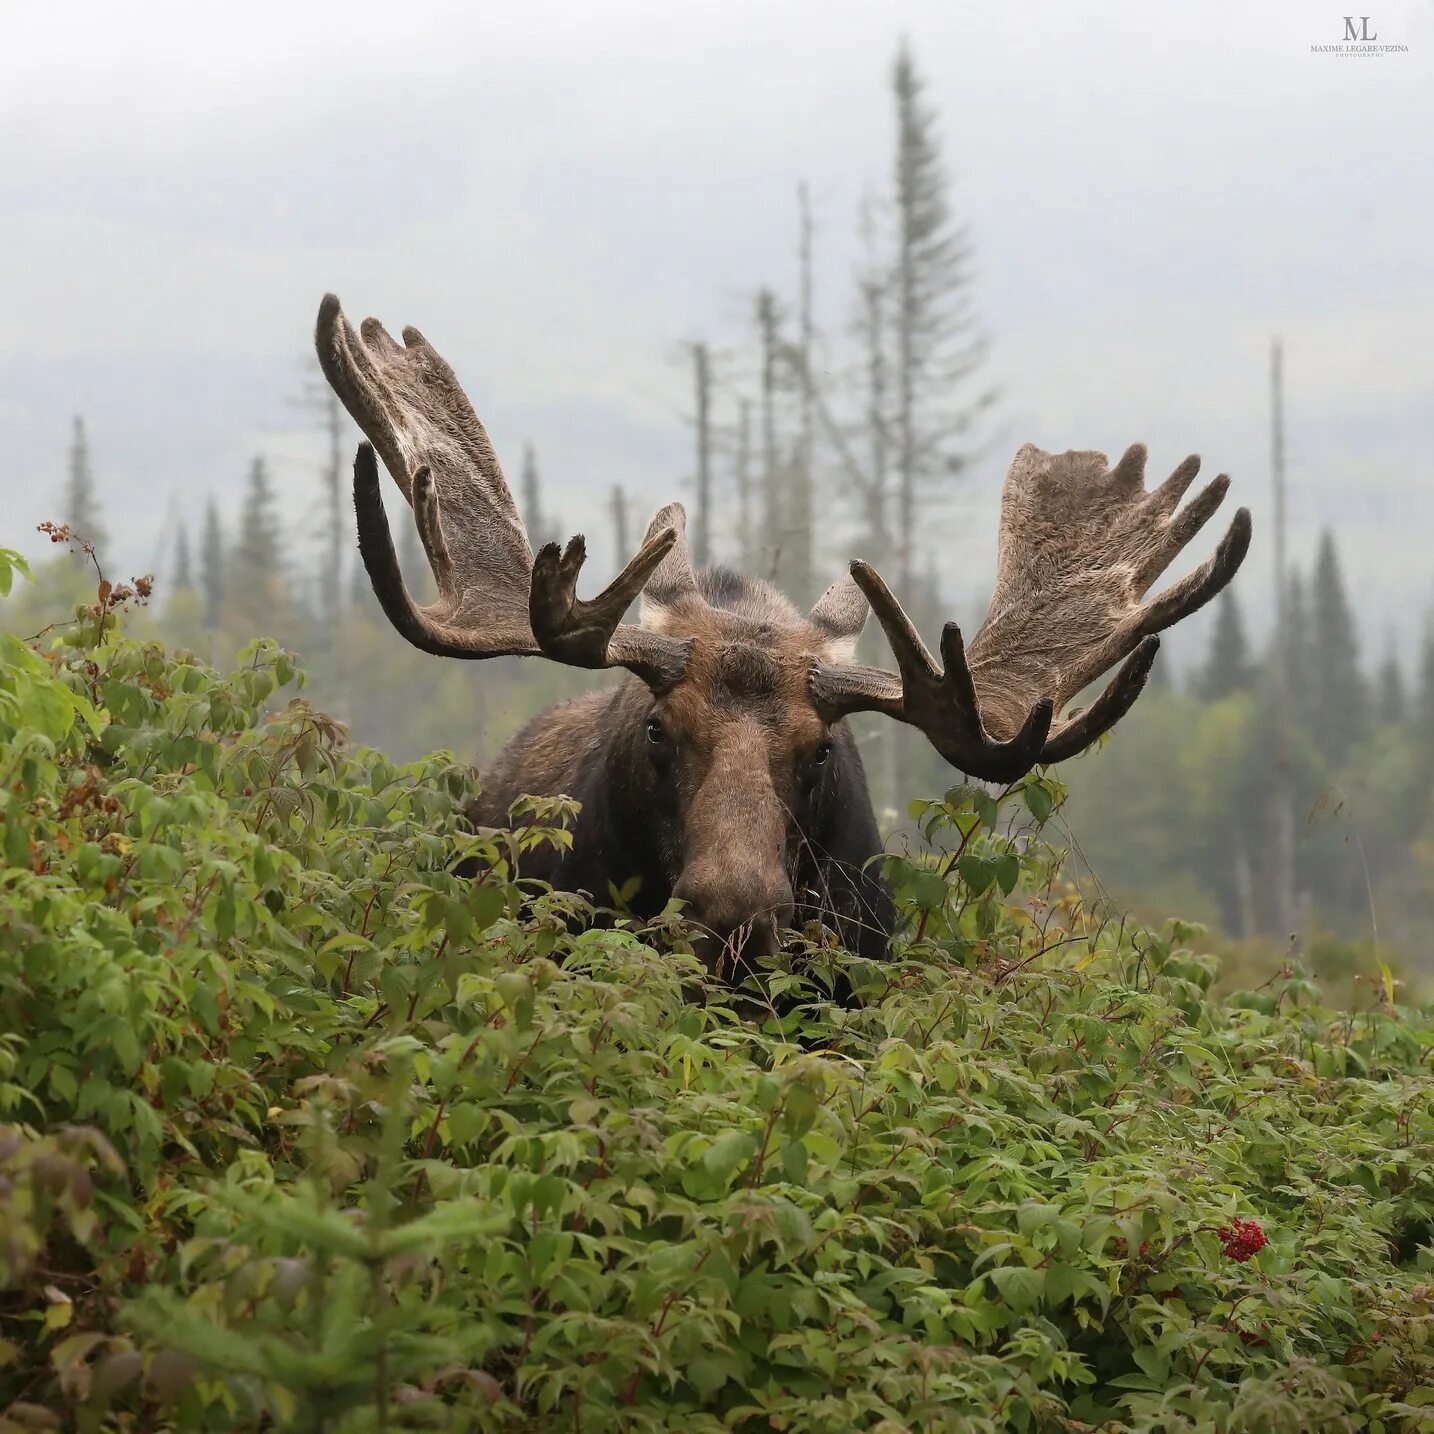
812, 740, 833, 767
645, 717, 666, 745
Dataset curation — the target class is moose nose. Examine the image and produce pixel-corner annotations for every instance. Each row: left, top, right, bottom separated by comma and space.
673, 866, 795, 954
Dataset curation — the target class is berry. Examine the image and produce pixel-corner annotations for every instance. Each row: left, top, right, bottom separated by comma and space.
1216, 1218, 1266, 1262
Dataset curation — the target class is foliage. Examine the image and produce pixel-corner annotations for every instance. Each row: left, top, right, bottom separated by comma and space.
1, 557, 1432, 1433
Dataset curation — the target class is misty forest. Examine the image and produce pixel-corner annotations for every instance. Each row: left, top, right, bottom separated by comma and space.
12, 45, 1432, 992
2, 31, 1432, 1434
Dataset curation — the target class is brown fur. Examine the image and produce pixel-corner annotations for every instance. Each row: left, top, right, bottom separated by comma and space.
473, 568, 892, 972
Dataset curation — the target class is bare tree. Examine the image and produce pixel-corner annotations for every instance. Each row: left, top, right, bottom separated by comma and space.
689, 343, 713, 568
610, 484, 630, 569
789, 183, 816, 603
855, 197, 892, 572
292, 371, 347, 627
755, 289, 784, 574
733, 397, 753, 568
1268, 338, 1298, 944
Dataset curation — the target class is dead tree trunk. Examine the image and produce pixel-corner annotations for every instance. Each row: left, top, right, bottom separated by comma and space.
1269, 338, 1299, 949
691, 342, 713, 569
610, 485, 629, 572
790, 183, 815, 604
734, 397, 752, 568
756, 289, 782, 577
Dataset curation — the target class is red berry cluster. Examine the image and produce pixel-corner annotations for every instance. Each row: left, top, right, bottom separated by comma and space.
1216, 1218, 1266, 1262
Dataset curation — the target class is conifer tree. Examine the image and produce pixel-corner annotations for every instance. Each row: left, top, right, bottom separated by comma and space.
227, 458, 286, 634
1285, 566, 1313, 715
64, 416, 107, 553
1415, 616, 1434, 762
1194, 589, 1253, 701
172, 522, 195, 593
887, 40, 995, 792
889, 40, 994, 597
1309, 530, 1367, 763
200, 498, 224, 630
232, 458, 281, 580
1376, 636, 1407, 725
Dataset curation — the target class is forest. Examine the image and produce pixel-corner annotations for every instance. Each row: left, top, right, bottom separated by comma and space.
2, 31, 1432, 1432
5, 50, 1431, 990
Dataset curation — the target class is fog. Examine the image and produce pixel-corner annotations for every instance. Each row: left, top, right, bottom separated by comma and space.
3, 0, 1432, 664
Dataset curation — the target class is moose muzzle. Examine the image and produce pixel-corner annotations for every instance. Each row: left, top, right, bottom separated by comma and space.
672, 720, 795, 975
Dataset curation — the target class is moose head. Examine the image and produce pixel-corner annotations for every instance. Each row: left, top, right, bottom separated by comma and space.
316, 294, 1251, 975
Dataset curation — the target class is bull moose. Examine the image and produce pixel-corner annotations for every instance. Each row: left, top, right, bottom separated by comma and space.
315, 294, 1250, 972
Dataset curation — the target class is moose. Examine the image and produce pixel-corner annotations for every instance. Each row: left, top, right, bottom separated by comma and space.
315, 293, 1251, 972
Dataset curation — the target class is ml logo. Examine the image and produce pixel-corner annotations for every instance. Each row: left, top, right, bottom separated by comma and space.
1311, 15, 1405, 53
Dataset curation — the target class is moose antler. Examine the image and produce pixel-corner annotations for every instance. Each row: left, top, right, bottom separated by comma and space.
811, 443, 1252, 781
315, 294, 691, 689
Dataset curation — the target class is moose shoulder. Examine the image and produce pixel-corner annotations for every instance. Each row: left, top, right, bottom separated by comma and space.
316, 294, 1252, 974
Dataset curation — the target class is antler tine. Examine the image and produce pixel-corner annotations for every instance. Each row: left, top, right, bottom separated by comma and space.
530, 526, 692, 687
352, 442, 507, 657
1040, 636, 1160, 762
1134, 505, 1252, 633
809, 561, 1054, 784
411, 468, 455, 589
811, 442, 1252, 778
1146, 453, 1203, 517
320, 293, 693, 689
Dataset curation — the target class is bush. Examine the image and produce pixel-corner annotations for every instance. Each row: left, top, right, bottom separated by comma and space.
1, 551, 1431, 1432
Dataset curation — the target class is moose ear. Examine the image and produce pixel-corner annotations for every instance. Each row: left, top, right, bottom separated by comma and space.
639, 502, 699, 628
809, 570, 869, 663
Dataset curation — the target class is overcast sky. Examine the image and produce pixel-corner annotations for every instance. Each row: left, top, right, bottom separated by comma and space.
3, 0, 1431, 669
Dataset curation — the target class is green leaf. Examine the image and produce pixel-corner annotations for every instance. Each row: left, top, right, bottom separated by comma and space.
1023, 781, 1054, 824
702, 1130, 757, 1182
988, 1264, 1043, 1313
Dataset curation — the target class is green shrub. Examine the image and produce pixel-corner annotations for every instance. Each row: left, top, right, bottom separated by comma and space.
1, 549, 1431, 1432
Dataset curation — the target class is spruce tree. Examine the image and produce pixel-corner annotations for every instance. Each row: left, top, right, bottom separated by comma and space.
232, 457, 282, 586
1285, 566, 1314, 715
1376, 636, 1406, 725
1416, 616, 1434, 764
223, 457, 291, 638
890, 40, 994, 594
200, 499, 224, 630
1309, 530, 1367, 763
64, 416, 107, 553
172, 523, 195, 593
888, 40, 995, 794
1195, 589, 1253, 701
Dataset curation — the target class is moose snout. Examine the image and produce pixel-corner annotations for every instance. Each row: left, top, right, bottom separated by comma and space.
673, 863, 795, 964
